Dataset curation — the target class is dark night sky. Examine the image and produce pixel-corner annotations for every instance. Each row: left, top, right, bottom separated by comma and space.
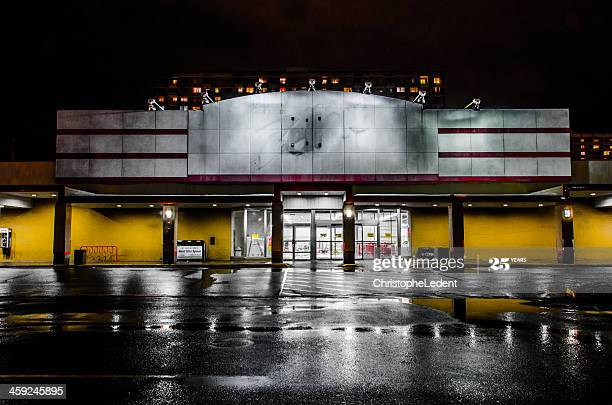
9, 0, 612, 160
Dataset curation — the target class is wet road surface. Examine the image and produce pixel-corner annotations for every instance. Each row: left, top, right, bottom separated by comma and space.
0, 266, 611, 404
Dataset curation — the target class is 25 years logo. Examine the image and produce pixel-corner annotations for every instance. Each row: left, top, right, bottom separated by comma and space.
488, 257, 510, 271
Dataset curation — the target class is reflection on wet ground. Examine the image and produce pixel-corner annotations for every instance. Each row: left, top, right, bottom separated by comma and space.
0, 266, 611, 403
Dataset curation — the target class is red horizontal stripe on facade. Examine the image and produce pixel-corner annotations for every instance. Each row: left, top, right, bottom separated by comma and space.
56, 153, 187, 159
438, 128, 570, 134
56, 129, 187, 135
438, 176, 571, 182
438, 152, 570, 158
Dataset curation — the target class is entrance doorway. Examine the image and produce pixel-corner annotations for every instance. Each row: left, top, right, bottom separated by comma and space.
315, 223, 343, 259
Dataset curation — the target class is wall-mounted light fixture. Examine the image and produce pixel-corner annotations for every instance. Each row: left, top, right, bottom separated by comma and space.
562, 206, 573, 220
343, 204, 354, 219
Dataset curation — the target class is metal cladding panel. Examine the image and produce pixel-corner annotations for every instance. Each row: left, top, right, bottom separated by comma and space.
155, 159, 187, 177
252, 108, 281, 131
438, 133, 471, 152
344, 107, 375, 129
345, 153, 376, 174
313, 153, 344, 174
89, 159, 122, 177
422, 110, 438, 128
313, 91, 343, 109
536, 109, 569, 128
471, 158, 505, 176
345, 128, 375, 153
251, 130, 281, 153
538, 157, 571, 176
220, 129, 251, 153
438, 158, 471, 176
219, 154, 250, 174
189, 105, 219, 129
406, 103, 424, 128
220, 97, 251, 130
156, 134, 187, 153
374, 108, 406, 129
314, 107, 343, 129
56, 159, 89, 177
470, 133, 504, 152
282, 152, 313, 174
407, 153, 438, 174
281, 129, 312, 153
57, 135, 89, 153
188, 154, 219, 175
375, 129, 406, 152
503, 110, 537, 128
470, 110, 503, 128
503, 133, 537, 152
437, 110, 470, 128
122, 159, 155, 177
536, 133, 570, 152
155, 111, 188, 129
314, 129, 344, 153
406, 128, 438, 153
123, 135, 155, 153
90, 135, 122, 153
505, 158, 538, 176
188, 130, 219, 154
376, 153, 407, 174
123, 111, 154, 129
251, 153, 281, 175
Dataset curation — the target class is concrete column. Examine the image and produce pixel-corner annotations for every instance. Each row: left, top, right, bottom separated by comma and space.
162, 206, 177, 265
53, 192, 72, 265
560, 205, 575, 264
448, 201, 464, 260
342, 201, 356, 269
271, 190, 284, 264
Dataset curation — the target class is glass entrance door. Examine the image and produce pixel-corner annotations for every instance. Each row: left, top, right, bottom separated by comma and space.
315, 224, 343, 259
356, 224, 378, 259
283, 224, 311, 261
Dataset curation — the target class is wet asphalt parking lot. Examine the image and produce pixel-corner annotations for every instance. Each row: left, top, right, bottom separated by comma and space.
0, 265, 611, 404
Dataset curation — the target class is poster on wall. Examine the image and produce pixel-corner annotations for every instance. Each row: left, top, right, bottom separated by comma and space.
177, 240, 206, 262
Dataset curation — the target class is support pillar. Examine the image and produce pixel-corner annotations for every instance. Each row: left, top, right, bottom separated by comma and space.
448, 201, 464, 260
271, 189, 284, 264
162, 206, 177, 265
53, 191, 71, 265
342, 190, 356, 269
560, 205, 575, 264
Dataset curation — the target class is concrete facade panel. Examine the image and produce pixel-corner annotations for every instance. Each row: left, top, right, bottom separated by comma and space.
220, 98, 251, 130
155, 111, 188, 129
123, 112, 154, 129
406, 104, 423, 128
57, 111, 92, 129
406, 152, 438, 174
57, 135, 89, 153
470, 110, 503, 128
313, 129, 344, 152
281, 152, 312, 174
422, 110, 437, 128
437, 110, 470, 128
375, 129, 407, 152
343, 92, 375, 108
536, 133, 570, 152
470, 133, 504, 152
345, 128, 375, 153
375, 153, 407, 174
56, 159, 89, 177
314, 108, 343, 129
219, 154, 250, 174
345, 153, 375, 174
251, 130, 281, 153
536, 109, 570, 128
281, 129, 312, 153
344, 108, 375, 129
123, 135, 155, 153
281, 107, 312, 129
155, 159, 187, 177
90, 135, 122, 153
188, 154, 219, 175
538, 157, 571, 176
220, 130, 251, 153
313, 153, 344, 174
89, 159, 122, 177
90, 111, 123, 129
503, 110, 536, 128
503, 133, 537, 152
313, 91, 343, 109
375, 108, 406, 129
438, 158, 471, 176
505, 158, 538, 176
188, 130, 219, 154
251, 153, 281, 175
471, 158, 505, 176
189, 105, 219, 130
156, 134, 187, 153
438, 133, 471, 152
251, 106, 281, 131
122, 159, 155, 177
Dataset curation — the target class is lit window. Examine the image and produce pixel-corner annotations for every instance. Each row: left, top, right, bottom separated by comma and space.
262, 88, 268, 93
158, 96, 165, 102
279, 77, 286, 84
433, 77, 441, 85
409, 86, 418, 93
343, 87, 352, 92
246, 87, 254, 94
237, 87, 244, 93
171, 96, 178, 102
192, 106, 201, 110
331, 78, 340, 84
434, 86, 441, 93
171, 79, 178, 86
321, 78, 328, 85
192, 87, 201, 94
419, 76, 429, 86
593, 145, 600, 149
581, 151, 586, 155
604, 151, 610, 156
214, 87, 220, 93
180, 96, 188, 103
396, 86, 405, 93
280, 87, 286, 92
214, 96, 221, 102
258, 77, 267, 83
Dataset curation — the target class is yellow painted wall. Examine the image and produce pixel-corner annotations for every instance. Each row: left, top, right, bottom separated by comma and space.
410, 208, 449, 254
573, 202, 612, 262
177, 209, 231, 260
71, 207, 162, 263
464, 207, 557, 262
0, 200, 54, 263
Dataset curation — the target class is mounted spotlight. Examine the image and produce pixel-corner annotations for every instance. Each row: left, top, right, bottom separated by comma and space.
413, 90, 426, 104
147, 99, 165, 111
201, 89, 213, 105
254, 81, 263, 94
308, 78, 316, 91
363, 82, 372, 94
464, 98, 481, 111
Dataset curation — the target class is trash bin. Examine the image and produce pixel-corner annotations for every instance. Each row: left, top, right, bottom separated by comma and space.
74, 249, 87, 265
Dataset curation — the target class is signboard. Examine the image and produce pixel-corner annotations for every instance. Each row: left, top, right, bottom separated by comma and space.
177, 240, 206, 262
